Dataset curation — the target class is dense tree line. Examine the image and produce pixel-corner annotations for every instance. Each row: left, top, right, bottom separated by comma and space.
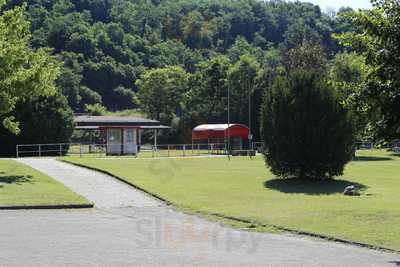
3, 0, 353, 114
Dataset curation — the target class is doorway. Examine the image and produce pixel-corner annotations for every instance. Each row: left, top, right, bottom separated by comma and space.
107, 129, 121, 155
124, 128, 137, 155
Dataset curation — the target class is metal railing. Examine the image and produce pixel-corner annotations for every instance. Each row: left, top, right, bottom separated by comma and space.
16, 142, 259, 158
141, 143, 229, 158
16, 143, 82, 158
18, 140, 397, 158
16, 143, 113, 158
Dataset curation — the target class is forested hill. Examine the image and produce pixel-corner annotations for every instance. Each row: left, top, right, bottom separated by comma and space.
5, 0, 352, 112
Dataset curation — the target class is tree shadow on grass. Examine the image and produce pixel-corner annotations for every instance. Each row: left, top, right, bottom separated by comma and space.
264, 178, 368, 195
0, 175, 33, 188
353, 156, 392, 161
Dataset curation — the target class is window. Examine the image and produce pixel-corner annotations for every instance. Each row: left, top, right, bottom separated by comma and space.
108, 129, 121, 143
126, 130, 134, 143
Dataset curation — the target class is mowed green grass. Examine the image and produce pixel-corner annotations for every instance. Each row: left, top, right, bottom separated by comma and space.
65, 150, 400, 250
0, 160, 88, 206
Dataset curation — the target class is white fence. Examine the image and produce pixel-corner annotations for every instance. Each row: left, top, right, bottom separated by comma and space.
16, 143, 81, 157
17, 140, 394, 158
16, 142, 259, 158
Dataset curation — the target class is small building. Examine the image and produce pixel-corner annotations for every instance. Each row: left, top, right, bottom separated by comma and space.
192, 124, 251, 150
75, 115, 169, 155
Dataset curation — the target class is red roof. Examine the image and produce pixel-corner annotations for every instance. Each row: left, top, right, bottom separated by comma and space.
192, 124, 250, 140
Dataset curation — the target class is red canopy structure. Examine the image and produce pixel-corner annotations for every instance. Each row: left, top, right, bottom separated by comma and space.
192, 124, 250, 141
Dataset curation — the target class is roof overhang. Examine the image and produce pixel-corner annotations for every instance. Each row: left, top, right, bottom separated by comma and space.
75, 126, 100, 130
74, 115, 169, 130
96, 125, 171, 129
140, 125, 171, 129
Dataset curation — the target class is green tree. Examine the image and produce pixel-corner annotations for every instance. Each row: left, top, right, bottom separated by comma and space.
286, 41, 327, 74
260, 70, 355, 179
227, 37, 263, 62
0, 2, 60, 133
0, 94, 75, 156
84, 103, 107, 116
181, 11, 204, 49
5, 0, 354, 128
228, 55, 260, 132
187, 56, 231, 123
335, 0, 400, 140
136, 66, 189, 120
328, 52, 372, 140
329, 52, 368, 86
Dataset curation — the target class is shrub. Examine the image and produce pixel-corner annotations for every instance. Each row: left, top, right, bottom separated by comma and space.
260, 70, 355, 179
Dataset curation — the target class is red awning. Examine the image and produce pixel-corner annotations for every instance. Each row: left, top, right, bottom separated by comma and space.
192, 124, 250, 140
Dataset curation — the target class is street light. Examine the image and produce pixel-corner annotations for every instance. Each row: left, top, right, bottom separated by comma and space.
248, 78, 253, 152
227, 81, 231, 160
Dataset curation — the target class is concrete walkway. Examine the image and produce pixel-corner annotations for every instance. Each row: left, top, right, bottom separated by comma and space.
10, 158, 399, 267
17, 158, 160, 208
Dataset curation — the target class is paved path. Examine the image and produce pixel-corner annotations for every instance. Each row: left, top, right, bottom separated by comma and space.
7, 158, 399, 267
17, 158, 160, 208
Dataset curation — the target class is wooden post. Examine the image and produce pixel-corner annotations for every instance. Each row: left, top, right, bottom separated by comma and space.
16, 145, 19, 158
80, 143, 83, 158
168, 145, 170, 157
183, 144, 186, 157
38, 144, 41, 157
59, 144, 62, 156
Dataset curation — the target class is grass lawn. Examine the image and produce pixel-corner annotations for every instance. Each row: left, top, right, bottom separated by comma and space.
65, 150, 400, 251
0, 160, 89, 206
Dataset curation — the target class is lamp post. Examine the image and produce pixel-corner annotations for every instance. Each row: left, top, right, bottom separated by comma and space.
248, 79, 253, 151
227, 81, 231, 160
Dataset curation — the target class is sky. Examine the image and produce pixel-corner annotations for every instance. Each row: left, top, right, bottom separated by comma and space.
300, 0, 372, 11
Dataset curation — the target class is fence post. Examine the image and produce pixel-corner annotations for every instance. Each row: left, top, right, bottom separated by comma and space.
183, 145, 186, 157
16, 145, 19, 158
59, 144, 62, 156
79, 144, 83, 158
38, 144, 41, 157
